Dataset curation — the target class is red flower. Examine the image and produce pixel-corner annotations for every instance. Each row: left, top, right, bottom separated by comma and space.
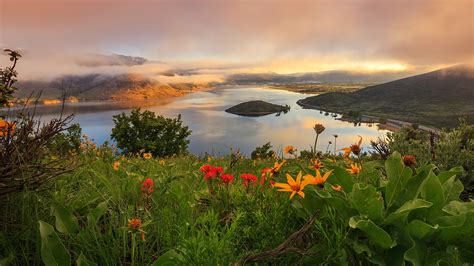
200, 165, 223, 181
220, 173, 234, 183
402, 155, 416, 167
128, 218, 142, 230
141, 178, 154, 194
240, 173, 257, 187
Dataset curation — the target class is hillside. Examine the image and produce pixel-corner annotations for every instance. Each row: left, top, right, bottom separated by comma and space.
298, 65, 474, 128
15, 73, 207, 102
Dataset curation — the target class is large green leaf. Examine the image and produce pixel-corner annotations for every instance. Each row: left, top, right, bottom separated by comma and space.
76, 252, 97, 266
401, 164, 436, 201
52, 204, 80, 234
348, 184, 385, 223
442, 176, 464, 202
87, 201, 108, 226
151, 249, 185, 266
406, 220, 439, 239
349, 216, 395, 250
327, 165, 355, 192
420, 171, 445, 220
442, 200, 474, 216
385, 152, 413, 209
384, 199, 432, 225
404, 236, 427, 266
39, 221, 71, 266
437, 166, 463, 184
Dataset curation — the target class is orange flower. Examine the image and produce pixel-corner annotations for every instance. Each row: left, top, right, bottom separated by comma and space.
113, 161, 120, 171
402, 155, 416, 167
340, 136, 362, 157
128, 218, 142, 230
0, 119, 16, 137
284, 145, 296, 155
310, 159, 324, 170
303, 169, 332, 186
143, 153, 152, 159
274, 172, 308, 199
346, 163, 361, 174
331, 185, 343, 192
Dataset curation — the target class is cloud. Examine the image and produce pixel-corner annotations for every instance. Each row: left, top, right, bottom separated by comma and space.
1, 0, 472, 76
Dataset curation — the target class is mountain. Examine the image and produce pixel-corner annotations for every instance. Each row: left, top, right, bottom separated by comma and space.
226, 70, 413, 84
298, 65, 474, 128
15, 73, 206, 101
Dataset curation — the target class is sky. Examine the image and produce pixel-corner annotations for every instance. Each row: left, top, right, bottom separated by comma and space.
0, 0, 473, 81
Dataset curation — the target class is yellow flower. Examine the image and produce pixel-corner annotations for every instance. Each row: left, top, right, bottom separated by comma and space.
340, 136, 362, 157
113, 161, 120, 171
159, 160, 165, 166
303, 169, 332, 185
274, 171, 308, 199
346, 163, 361, 174
331, 185, 343, 192
284, 145, 296, 155
272, 160, 286, 173
310, 159, 324, 170
143, 153, 152, 159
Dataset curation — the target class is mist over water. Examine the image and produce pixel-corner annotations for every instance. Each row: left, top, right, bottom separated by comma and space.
35, 87, 389, 156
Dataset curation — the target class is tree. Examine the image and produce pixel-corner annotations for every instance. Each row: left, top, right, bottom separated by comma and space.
111, 108, 191, 157
0, 49, 21, 107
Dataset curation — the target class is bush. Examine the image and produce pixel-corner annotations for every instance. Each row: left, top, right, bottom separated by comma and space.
111, 108, 191, 157
49, 123, 82, 156
250, 142, 275, 160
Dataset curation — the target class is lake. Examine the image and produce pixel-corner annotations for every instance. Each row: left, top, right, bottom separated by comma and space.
33, 86, 389, 156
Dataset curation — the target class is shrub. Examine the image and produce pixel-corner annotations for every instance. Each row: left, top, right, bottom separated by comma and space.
250, 142, 275, 160
111, 108, 191, 157
49, 123, 82, 156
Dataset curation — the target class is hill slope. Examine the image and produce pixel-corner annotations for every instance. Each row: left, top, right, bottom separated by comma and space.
298, 65, 474, 128
15, 73, 207, 101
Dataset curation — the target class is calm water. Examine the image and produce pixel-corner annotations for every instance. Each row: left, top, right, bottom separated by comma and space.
34, 86, 388, 156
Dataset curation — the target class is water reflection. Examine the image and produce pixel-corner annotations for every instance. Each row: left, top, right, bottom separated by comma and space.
11, 87, 389, 156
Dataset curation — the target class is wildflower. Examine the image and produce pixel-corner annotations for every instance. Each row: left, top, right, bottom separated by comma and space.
220, 173, 234, 183
0, 119, 15, 137
128, 218, 142, 230
340, 135, 362, 157
159, 160, 165, 166
284, 145, 296, 155
274, 171, 308, 199
143, 153, 152, 159
240, 173, 257, 187
331, 185, 343, 192
141, 178, 154, 194
271, 160, 286, 174
200, 164, 223, 181
313, 123, 326, 134
113, 161, 120, 171
402, 155, 416, 167
303, 169, 332, 186
310, 159, 324, 170
346, 163, 361, 174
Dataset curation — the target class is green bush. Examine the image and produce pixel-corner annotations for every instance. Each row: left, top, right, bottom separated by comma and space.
297, 152, 474, 265
250, 142, 275, 160
388, 120, 474, 200
111, 108, 191, 157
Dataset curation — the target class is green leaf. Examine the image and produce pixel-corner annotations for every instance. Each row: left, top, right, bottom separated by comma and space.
384, 199, 432, 225
151, 249, 184, 266
39, 221, 71, 266
87, 201, 108, 226
420, 171, 445, 220
385, 152, 413, 209
327, 166, 355, 192
76, 252, 97, 266
437, 166, 463, 184
406, 220, 439, 239
404, 236, 426, 266
442, 176, 464, 202
52, 204, 80, 234
442, 200, 474, 216
0, 254, 14, 266
348, 184, 385, 223
349, 216, 395, 249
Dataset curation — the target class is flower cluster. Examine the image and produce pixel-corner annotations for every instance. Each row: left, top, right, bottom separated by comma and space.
341, 136, 363, 157
200, 164, 224, 181
141, 178, 154, 194
240, 173, 258, 187
0, 119, 15, 137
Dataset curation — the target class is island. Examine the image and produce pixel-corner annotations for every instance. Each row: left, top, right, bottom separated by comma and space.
225, 100, 290, 117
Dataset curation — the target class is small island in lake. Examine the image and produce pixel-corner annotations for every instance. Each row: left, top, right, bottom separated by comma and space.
225, 100, 290, 117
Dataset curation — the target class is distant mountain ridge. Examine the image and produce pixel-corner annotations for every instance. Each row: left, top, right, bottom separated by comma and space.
298, 65, 474, 128
15, 73, 206, 101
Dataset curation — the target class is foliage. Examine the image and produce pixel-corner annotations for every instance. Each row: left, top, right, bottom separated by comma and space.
111, 108, 191, 157
49, 123, 82, 156
0, 49, 21, 107
297, 152, 473, 265
388, 120, 474, 200
250, 142, 275, 160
